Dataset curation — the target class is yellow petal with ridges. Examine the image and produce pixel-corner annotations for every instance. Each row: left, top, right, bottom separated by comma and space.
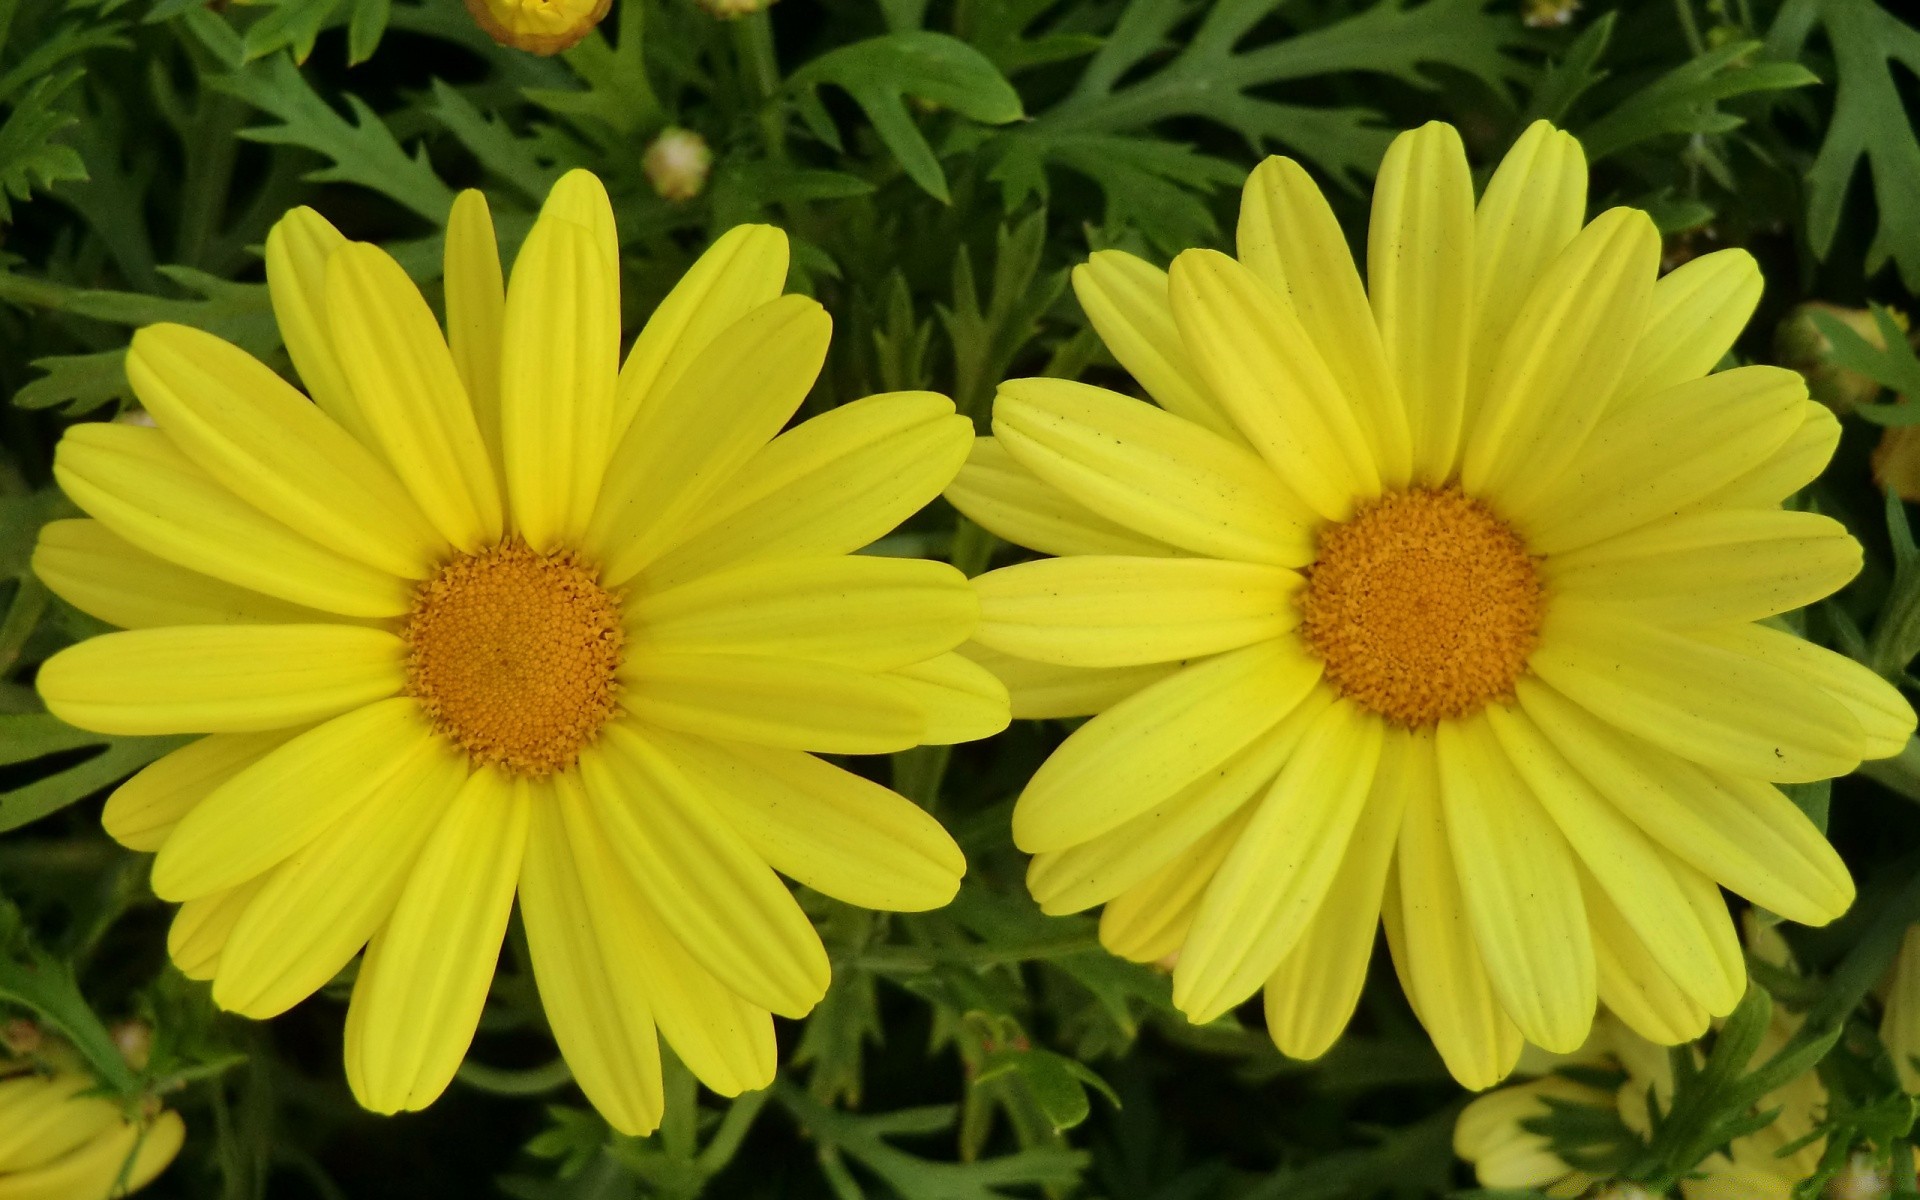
629, 556, 976, 670
958, 642, 1177, 720
1516, 677, 1854, 925
1689, 403, 1838, 511
39, 625, 403, 737
1462, 207, 1660, 508
946, 436, 1179, 560
1369, 122, 1475, 485
618, 886, 776, 1097
445, 189, 507, 478
55, 423, 411, 617
104, 728, 304, 851
126, 323, 442, 577
589, 295, 830, 583
1469, 121, 1588, 398
1012, 638, 1322, 853
1098, 805, 1254, 964
1261, 723, 1411, 1060
1692, 623, 1913, 759
887, 652, 1012, 744
1168, 249, 1378, 518
1616, 248, 1762, 402
345, 769, 530, 1115
1073, 251, 1241, 441
538, 168, 618, 264
1544, 509, 1861, 627
648, 728, 965, 912
0, 1075, 117, 1171
622, 653, 925, 755
1455, 1077, 1592, 1190
1586, 875, 1714, 1045
993, 378, 1313, 567
615, 224, 788, 440
1534, 596, 1863, 783
169, 876, 270, 981
1176, 700, 1383, 1024
0, 1111, 184, 1200
973, 555, 1298, 668
326, 241, 504, 551
151, 699, 432, 901
519, 774, 666, 1137
583, 723, 830, 1017
649, 392, 973, 589
500, 215, 619, 551
265, 206, 370, 445
1237, 155, 1412, 486
213, 738, 468, 1019
33, 519, 343, 630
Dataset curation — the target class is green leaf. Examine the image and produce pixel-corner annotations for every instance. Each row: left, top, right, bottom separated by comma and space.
1576, 39, 1818, 163
1768, 0, 1920, 290
1522, 12, 1616, 126
239, 0, 344, 64
787, 32, 1024, 202
974, 1045, 1118, 1133
0, 951, 141, 1098
0, 71, 87, 223
427, 79, 561, 205
936, 210, 1066, 422
522, 0, 663, 140
0, 723, 184, 835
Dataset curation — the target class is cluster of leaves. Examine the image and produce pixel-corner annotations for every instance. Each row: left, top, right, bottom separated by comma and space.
2, 0, 1920, 1196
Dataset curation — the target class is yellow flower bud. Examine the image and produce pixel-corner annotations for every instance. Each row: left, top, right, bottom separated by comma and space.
1521, 0, 1579, 27
461, 0, 611, 55
643, 128, 714, 203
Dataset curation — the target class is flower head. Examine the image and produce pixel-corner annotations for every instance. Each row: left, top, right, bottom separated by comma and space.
947, 121, 1913, 1088
462, 0, 610, 54
0, 1063, 184, 1198
34, 170, 1000, 1134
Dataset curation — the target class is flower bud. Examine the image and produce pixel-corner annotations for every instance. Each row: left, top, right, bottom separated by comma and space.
1521, 0, 1580, 27
113, 1019, 154, 1073
643, 128, 713, 203
462, 0, 610, 55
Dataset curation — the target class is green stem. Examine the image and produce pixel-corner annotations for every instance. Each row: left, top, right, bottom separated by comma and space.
733, 13, 786, 161
1860, 737, 1920, 802
454, 1057, 573, 1096
1673, 0, 1707, 55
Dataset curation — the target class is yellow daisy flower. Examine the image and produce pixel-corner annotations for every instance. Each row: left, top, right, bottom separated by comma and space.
0, 1066, 183, 1200
32, 170, 1003, 1134
947, 120, 1915, 1087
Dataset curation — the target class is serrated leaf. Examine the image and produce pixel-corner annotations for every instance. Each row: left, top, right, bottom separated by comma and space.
0, 71, 87, 223
1576, 39, 1817, 162
239, 0, 343, 64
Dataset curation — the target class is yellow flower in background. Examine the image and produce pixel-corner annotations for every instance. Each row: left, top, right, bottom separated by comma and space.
462, 0, 609, 54
948, 120, 1915, 1088
0, 1066, 183, 1200
33, 170, 1000, 1134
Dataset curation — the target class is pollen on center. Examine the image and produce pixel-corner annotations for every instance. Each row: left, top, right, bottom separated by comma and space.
1298, 486, 1544, 727
403, 537, 624, 776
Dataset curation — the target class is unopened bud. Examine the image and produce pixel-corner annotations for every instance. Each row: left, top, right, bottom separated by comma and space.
1827, 1152, 1892, 1200
112, 1020, 153, 1073
0, 1018, 41, 1056
643, 128, 713, 203
462, 0, 610, 55
1521, 0, 1580, 27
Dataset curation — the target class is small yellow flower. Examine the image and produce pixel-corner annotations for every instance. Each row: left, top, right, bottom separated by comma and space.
644, 128, 714, 202
0, 1067, 184, 1200
948, 120, 1913, 1088
462, 0, 610, 54
34, 170, 1002, 1135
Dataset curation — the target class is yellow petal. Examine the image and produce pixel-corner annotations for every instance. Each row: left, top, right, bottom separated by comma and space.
126, 323, 442, 577
589, 295, 830, 583
265, 206, 372, 445
1369, 122, 1475, 485
630, 556, 976, 670
0, 1111, 185, 1200
1174, 701, 1384, 1024
1689, 403, 1839, 511
1533, 595, 1864, 783
614, 224, 788, 440
54, 423, 412, 617
958, 641, 1175, 720
1515, 677, 1854, 925
622, 652, 925, 755
213, 738, 468, 1018
973, 555, 1298, 668
500, 214, 619, 551
1521, 368, 1809, 554
648, 728, 965, 912
650, 392, 972, 588
346, 768, 529, 1115
33, 519, 343, 630
1262, 723, 1412, 1060
1098, 806, 1253, 964
1461, 207, 1660, 508
444, 189, 507, 478
886, 652, 1012, 745
1455, 1077, 1590, 1190
1484, 702, 1744, 1017
1011, 638, 1322, 853
151, 699, 434, 901
1389, 736, 1524, 1090
1236, 156, 1412, 486
1586, 873, 1715, 1045
168, 876, 270, 981
325, 241, 503, 550
1167, 248, 1378, 518
1692, 623, 1914, 759
1616, 248, 1763, 402
1544, 509, 1861, 627
0, 1075, 117, 1171
992, 378, 1312, 566
582, 722, 830, 1017
518, 774, 665, 1136
945, 436, 1179, 559
617, 884, 776, 1097
39, 625, 403, 736
1469, 121, 1588, 399
1027, 690, 1327, 915
1072, 251, 1241, 441
103, 728, 303, 851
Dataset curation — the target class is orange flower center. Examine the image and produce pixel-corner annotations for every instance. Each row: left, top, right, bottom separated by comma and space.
1299, 486, 1543, 727
403, 538, 624, 776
